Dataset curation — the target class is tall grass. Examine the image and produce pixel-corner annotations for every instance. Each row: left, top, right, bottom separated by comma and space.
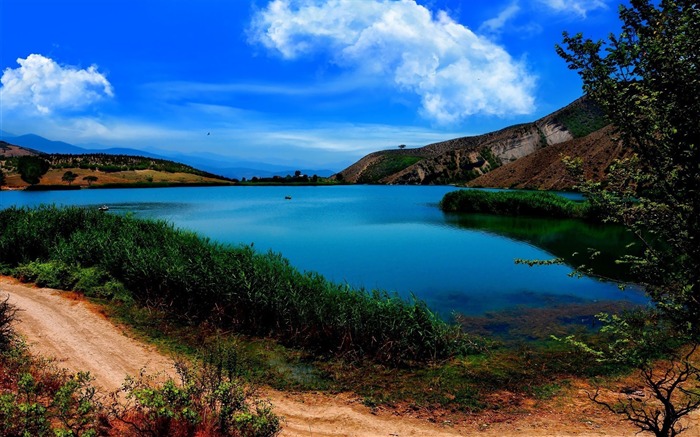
440, 189, 592, 219
0, 206, 476, 365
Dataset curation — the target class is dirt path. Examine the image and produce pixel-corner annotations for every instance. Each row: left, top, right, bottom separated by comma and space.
3, 276, 689, 436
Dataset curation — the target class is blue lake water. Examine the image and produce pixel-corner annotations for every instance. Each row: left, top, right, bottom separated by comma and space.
0, 185, 646, 316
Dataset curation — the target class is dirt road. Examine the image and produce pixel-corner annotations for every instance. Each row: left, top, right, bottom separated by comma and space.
1, 276, 667, 436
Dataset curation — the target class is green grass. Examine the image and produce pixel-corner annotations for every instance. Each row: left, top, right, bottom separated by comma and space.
555, 100, 608, 138
357, 154, 423, 183
0, 205, 478, 366
440, 190, 592, 219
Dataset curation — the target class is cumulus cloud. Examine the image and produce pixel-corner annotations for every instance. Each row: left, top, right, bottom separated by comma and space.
539, 0, 607, 17
249, 0, 536, 123
0, 54, 113, 115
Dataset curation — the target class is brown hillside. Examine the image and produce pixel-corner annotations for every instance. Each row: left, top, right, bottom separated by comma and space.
468, 125, 630, 191
336, 97, 605, 186
0, 142, 233, 189
0, 141, 39, 158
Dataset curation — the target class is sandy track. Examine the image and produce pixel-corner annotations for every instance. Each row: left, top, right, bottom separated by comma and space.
1, 276, 674, 436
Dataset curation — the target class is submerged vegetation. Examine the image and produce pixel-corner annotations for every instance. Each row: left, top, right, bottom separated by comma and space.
0, 205, 478, 366
440, 189, 591, 219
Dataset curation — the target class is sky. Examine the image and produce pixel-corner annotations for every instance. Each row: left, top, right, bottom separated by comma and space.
0, 0, 625, 169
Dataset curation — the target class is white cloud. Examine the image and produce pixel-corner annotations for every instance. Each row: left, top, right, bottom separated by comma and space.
249, 0, 536, 123
538, 0, 607, 17
0, 54, 113, 115
479, 2, 521, 34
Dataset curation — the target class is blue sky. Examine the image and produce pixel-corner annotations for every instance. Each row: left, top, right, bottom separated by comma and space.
0, 0, 623, 169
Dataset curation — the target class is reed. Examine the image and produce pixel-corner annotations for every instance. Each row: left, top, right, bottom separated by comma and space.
440, 189, 591, 219
0, 206, 477, 365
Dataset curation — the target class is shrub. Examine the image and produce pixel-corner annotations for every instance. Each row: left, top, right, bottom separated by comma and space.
440, 189, 591, 219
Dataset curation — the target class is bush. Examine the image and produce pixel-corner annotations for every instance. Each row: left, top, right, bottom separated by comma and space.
440, 189, 591, 219
110, 360, 280, 437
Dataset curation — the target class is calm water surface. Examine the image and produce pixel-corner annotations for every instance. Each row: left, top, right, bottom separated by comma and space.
1, 185, 646, 316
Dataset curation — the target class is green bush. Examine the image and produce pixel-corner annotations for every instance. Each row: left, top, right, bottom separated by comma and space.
440, 189, 592, 219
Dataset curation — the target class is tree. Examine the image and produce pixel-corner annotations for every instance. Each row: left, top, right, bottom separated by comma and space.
557, 1, 700, 435
0, 168, 5, 187
62, 171, 77, 185
16, 156, 50, 185
398, 144, 406, 149
82, 175, 98, 186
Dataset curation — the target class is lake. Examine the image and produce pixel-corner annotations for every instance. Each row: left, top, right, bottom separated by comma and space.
0, 185, 646, 317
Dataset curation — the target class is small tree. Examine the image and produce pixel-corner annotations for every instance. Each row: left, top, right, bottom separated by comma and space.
398, 144, 406, 149
62, 171, 77, 185
82, 175, 98, 186
0, 168, 5, 186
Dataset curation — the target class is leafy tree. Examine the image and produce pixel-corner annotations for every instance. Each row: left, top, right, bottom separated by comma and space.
61, 170, 77, 185
557, 1, 700, 435
82, 175, 98, 186
16, 156, 49, 185
398, 144, 406, 149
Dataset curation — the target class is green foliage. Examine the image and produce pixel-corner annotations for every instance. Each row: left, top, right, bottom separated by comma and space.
48, 153, 229, 180
82, 176, 98, 186
0, 168, 5, 186
0, 350, 105, 436
0, 206, 479, 365
357, 154, 423, 183
557, 2, 700, 434
0, 297, 17, 353
557, 0, 700, 332
62, 171, 78, 185
479, 147, 501, 170
16, 155, 50, 185
440, 189, 591, 219
112, 361, 280, 437
554, 99, 608, 138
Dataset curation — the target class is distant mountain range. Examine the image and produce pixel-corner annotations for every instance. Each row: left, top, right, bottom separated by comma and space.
0, 131, 335, 180
336, 96, 624, 190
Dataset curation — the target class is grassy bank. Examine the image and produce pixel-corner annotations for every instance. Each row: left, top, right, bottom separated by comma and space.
0, 206, 477, 366
440, 189, 591, 219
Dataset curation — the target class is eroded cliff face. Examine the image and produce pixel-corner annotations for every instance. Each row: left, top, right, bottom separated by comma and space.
335, 97, 601, 187
468, 125, 628, 191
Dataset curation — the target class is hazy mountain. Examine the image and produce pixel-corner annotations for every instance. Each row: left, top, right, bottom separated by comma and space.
2, 133, 335, 179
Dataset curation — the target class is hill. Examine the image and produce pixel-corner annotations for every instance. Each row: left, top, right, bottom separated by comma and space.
0, 132, 336, 180
468, 125, 631, 190
0, 141, 234, 189
335, 97, 621, 188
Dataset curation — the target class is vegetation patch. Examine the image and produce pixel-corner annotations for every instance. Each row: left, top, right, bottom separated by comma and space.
440, 189, 592, 219
0, 205, 479, 366
555, 100, 608, 139
0, 297, 281, 436
357, 154, 423, 183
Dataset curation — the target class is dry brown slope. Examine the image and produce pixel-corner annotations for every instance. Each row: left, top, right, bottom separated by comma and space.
0, 276, 652, 436
468, 125, 629, 190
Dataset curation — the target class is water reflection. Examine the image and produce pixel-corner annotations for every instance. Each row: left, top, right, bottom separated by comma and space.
443, 212, 641, 282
